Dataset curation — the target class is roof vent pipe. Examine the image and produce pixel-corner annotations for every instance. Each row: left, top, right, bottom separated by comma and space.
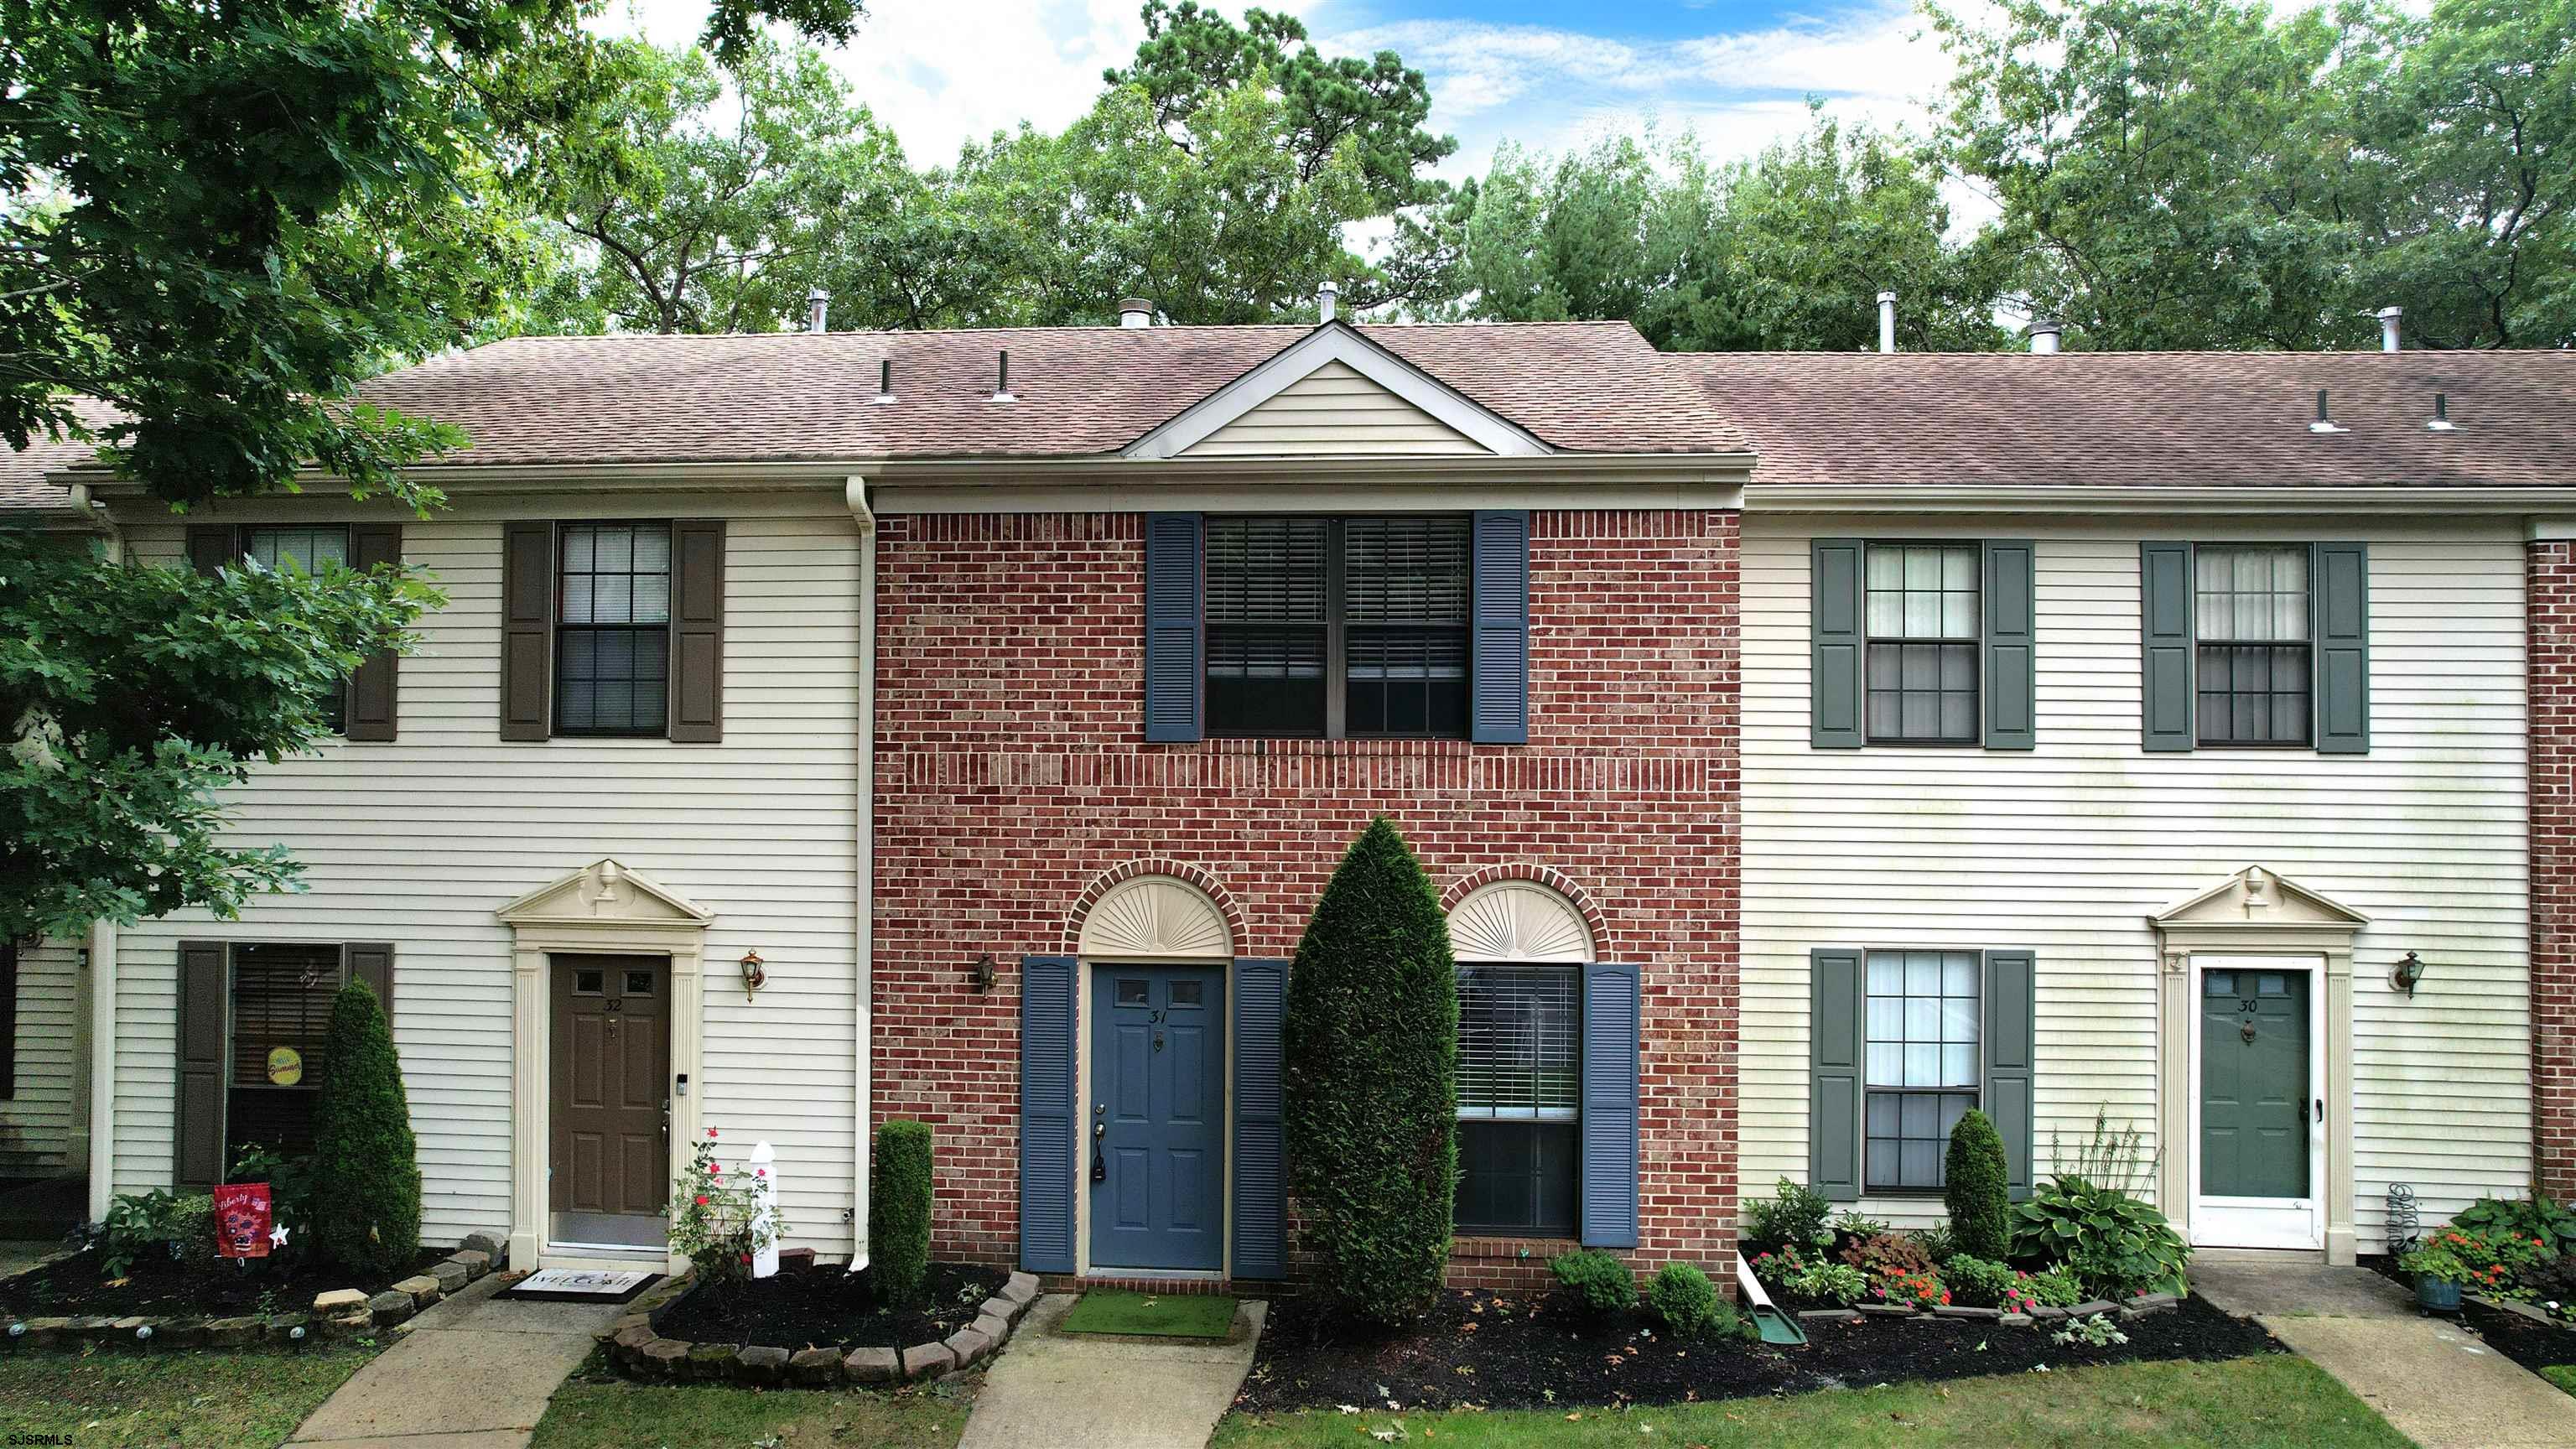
875, 358, 895, 406
1318, 280, 1339, 324
807, 288, 829, 334
2376, 306, 2402, 352
2428, 392, 2456, 432
1877, 291, 1897, 354
2027, 319, 2062, 355
2309, 387, 2347, 434
991, 349, 1014, 403
1118, 298, 1153, 329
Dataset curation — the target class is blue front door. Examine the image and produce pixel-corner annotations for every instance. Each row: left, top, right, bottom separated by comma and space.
1089, 966, 1226, 1271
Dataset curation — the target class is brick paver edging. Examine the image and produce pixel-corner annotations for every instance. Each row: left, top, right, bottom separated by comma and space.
1, 1232, 509, 1352
602, 1268, 1041, 1386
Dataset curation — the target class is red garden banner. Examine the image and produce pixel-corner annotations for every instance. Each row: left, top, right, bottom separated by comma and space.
213, 1182, 273, 1259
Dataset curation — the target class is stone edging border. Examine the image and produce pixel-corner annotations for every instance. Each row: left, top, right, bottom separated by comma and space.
1788, 1291, 2182, 1328
3, 1232, 509, 1352
602, 1269, 1040, 1387
2469, 1292, 2576, 1330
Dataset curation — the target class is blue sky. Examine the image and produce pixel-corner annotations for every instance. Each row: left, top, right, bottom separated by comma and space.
613, 0, 1952, 179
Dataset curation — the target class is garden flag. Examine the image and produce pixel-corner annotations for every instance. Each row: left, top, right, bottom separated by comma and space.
214, 1182, 273, 1259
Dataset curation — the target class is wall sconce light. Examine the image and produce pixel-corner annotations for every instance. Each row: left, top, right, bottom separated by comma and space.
739, 949, 766, 995
2392, 951, 2427, 998
969, 954, 997, 993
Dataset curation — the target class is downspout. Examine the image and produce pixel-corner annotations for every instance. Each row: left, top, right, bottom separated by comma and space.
86, 919, 117, 1221
845, 475, 876, 1271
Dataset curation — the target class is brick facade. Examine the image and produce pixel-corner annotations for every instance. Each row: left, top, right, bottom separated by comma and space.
2532, 543, 2576, 1201
873, 508, 1742, 1285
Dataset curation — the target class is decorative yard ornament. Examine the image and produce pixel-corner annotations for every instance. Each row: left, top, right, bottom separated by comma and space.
750, 1140, 781, 1280
214, 1182, 273, 1259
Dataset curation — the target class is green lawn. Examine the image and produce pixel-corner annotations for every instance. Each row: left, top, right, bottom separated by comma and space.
1214, 1356, 2408, 1449
529, 1374, 972, 1449
0, 1346, 379, 1449
2543, 1363, 2576, 1398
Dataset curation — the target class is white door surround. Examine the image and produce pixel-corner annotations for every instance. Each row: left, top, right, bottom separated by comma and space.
2150, 866, 2365, 1265
2185, 953, 2327, 1250
497, 860, 713, 1273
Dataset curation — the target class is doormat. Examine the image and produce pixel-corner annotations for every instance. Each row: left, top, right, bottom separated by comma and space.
1058, 1289, 1237, 1339
497, 1268, 659, 1304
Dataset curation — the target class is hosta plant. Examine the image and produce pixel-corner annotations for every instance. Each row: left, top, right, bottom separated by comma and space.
2449, 1194, 2576, 1260
2014, 1174, 2190, 1298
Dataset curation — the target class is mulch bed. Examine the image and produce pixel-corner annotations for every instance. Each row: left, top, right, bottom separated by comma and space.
2457, 1296, 2576, 1383
0, 1245, 446, 1319
652, 1261, 1005, 1352
1233, 1286, 2283, 1413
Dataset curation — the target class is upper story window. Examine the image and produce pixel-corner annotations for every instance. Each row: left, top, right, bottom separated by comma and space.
1865, 543, 1980, 745
1203, 515, 1469, 740
556, 522, 672, 737
2194, 547, 2310, 747
245, 526, 352, 734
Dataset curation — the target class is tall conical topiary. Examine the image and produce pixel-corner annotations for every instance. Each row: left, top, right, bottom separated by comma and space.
1282, 817, 1458, 1325
1944, 1107, 2012, 1263
309, 979, 420, 1279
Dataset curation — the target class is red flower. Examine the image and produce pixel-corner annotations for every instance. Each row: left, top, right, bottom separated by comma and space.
708, 1127, 719, 1138
709, 1164, 721, 1176
695, 1195, 709, 1207
740, 1253, 750, 1265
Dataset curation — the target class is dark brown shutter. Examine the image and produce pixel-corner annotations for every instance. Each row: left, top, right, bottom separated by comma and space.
501, 522, 554, 741
668, 519, 725, 743
0, 943, 17, 1101
176, 941, 228, 1192
345, 523, 402, 741
344, 942, 394, 1022
185, 525, 236, 577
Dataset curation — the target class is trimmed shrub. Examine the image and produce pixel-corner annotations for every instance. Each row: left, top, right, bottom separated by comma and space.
1551, 1249, 1637, 1317
1940, 1253, 2022, 1310
1282, 818, 1458, 1325
1742, 1176, 1832, 1255
309, 979, 420, 1280
167, 1193, 219, 1268
1647, 1262, 1723, 1337
1944, 1109, 2012, 1261
872, 1119, 934, 1306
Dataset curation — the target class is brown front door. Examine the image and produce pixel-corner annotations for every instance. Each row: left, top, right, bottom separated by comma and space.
549, 956, 670, 1234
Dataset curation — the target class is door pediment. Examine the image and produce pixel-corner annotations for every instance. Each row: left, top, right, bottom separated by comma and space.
497, 860, 714, 928
2150, 866, 2366, 937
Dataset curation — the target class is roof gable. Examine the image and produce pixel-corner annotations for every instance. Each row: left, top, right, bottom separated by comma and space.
1125, 324, 1551, 460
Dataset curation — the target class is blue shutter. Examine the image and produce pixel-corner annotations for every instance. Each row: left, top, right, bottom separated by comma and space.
1018, 955, 1078, 1273
1470, 510, 1530, 744
1981, 539, 2036, 750
1809, 948, 1863, 1202
1981, 949, 2037, 1202
2312, 543, 2369, 754
1811, 539, 1866, 748
1144, 513, 1202, 742
1579, 961, 1639, 1249
1231, 959, 1290, 1279
2140, 542, 2195, 752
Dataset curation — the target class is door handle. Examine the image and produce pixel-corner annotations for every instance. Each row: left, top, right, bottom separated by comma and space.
2314, 1097, 2324, 1126
1090, 1117, 1107, 1184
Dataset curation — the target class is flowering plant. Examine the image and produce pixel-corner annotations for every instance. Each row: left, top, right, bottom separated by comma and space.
1873, 1268, 1949, 1309
2400, 1226, 2544, 1296
667, 1127, 783, 1285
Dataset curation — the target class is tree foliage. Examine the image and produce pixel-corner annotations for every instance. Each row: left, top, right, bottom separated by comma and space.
1943, 1108, 2013, 1262
310, 978, 421, 1280
1281, 818, 1458, 1326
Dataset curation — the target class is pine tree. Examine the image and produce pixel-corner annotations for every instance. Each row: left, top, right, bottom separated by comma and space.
309, 979, 421, 1279
1282, 817, 1459, 1324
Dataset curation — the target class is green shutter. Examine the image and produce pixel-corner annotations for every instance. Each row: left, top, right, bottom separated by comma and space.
1982, 950, 2037, 1201
2139, 542, 2194, 752
1982, 539, 2036, 750
1809, 948, 1863, 1202
2312, 543, 2369, 754
1811, 539, 1866, 749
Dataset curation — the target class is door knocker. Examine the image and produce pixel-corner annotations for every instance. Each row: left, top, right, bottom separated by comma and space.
2241, 1021, 2257, 1044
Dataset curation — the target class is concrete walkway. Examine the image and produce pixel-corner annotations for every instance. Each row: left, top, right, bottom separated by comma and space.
958, 1292, 1266, 1449
2194, 1249, 2576, 1449
285, 1271, 631, 1449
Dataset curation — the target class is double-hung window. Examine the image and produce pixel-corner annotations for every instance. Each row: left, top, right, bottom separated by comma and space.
1862, 949, 1981, 1193
555, 522, 673, 737
2194, 547, 2311, 747
1454, 964, 1580, 1235
1204, 515, 1469, 739
1864, 543, 1981, 745
244, 526, 353, 734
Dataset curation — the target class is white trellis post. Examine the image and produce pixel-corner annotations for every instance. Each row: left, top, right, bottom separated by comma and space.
750, 1140, 781, 1279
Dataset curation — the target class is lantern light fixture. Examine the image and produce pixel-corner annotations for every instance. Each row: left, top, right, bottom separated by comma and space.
740, 949, 766, 995
969, 954, 997, 993
2392, 951, 2428, 998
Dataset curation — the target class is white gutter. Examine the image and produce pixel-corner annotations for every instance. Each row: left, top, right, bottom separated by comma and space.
86, 918, 117, 1222
844, 475, 876, 1272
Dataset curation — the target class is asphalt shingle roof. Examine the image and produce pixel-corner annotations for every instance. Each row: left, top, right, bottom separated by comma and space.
1677, 350, 2576, 490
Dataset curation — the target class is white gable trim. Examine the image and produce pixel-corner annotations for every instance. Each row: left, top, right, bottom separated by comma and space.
496, 858, 714, 928
1124, 323, 1553, 460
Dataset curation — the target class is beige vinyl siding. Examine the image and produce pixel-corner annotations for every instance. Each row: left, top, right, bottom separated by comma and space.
3, 938, 84, 1175
1743, 516, 2529, 1239
110, 496, 864, 1251
1182, 360, 1488, 456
